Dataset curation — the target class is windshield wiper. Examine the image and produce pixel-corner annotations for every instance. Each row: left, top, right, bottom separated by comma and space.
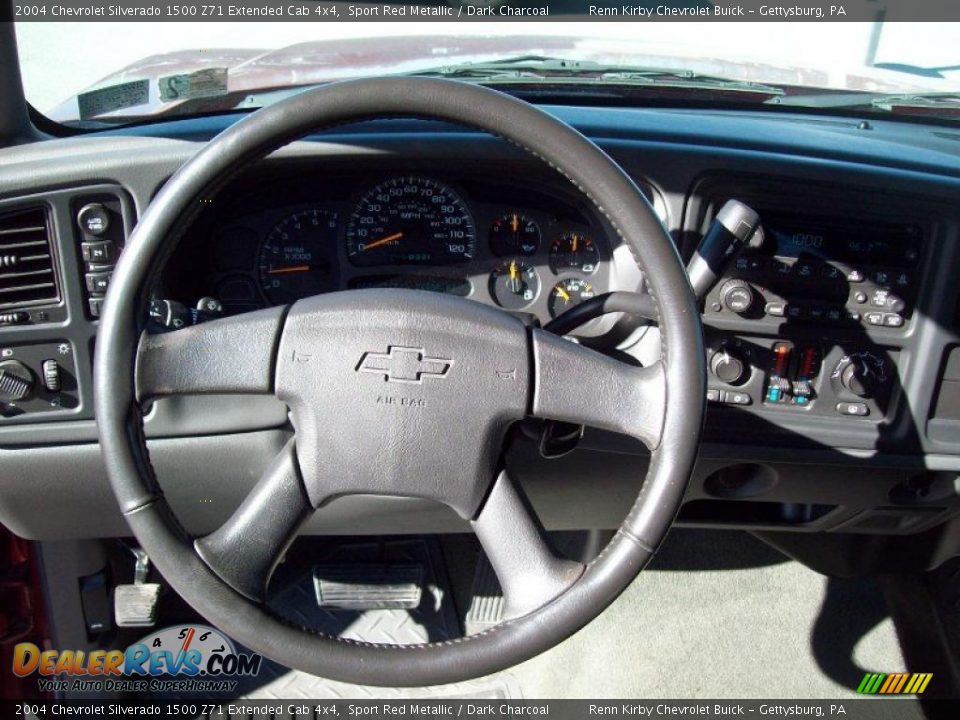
406, 55, 785, 96
767, 90, 960, 114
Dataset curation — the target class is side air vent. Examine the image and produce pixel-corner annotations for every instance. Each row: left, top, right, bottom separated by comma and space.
0, 207, 59, 309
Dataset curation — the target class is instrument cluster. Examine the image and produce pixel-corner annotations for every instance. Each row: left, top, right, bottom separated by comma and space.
192, 174, 618, 329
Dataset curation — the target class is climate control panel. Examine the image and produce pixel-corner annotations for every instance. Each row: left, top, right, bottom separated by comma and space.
706, 334, 897, 422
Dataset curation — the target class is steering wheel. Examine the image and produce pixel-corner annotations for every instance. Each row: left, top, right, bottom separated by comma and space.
95, 78, 705, 686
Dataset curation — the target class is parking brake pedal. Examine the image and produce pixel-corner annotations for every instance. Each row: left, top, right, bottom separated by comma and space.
114, 548, 161, 627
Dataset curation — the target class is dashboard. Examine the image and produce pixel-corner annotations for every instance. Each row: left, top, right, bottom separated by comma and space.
1, 107, 960, 565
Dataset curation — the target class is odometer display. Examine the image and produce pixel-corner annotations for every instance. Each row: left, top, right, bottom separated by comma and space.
346, 177, 476, 267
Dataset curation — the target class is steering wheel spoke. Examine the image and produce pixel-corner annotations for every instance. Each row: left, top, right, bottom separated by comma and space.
471, 470, 584, 621
530, 328, 666, 450
135, 305, 287, 401
194, 439, 311, 602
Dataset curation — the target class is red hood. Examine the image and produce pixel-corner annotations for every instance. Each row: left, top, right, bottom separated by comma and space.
49, 35, 938, 123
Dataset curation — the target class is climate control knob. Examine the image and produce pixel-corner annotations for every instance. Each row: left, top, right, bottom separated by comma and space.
0, 360, 34, 402
710, 348, 748, 385
835, 351, 886, 399
840, 361, 876, 398
719, 279, 755, 315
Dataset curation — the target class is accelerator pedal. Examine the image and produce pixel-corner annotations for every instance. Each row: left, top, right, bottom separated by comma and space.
465, 552, 505, 635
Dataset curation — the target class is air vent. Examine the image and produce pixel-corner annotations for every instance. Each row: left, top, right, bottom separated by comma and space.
0, 207, 59, 309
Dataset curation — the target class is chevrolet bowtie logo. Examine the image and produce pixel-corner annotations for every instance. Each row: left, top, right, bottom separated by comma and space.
356, 346, 452, 384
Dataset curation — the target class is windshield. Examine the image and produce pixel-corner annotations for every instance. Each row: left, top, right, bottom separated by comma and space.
15, 20, 960, 126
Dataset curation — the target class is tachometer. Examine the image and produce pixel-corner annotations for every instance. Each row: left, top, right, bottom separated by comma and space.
345, 177, 475, 266
258, 208, 339, 305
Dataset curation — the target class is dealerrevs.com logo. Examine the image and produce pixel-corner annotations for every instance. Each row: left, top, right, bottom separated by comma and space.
13, 625, 262, 694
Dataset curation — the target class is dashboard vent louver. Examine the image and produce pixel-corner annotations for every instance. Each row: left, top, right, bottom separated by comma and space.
0, 207, 59, 309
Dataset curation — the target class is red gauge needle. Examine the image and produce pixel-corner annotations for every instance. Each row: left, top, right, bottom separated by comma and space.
267, 265, 311, 275
362, 231, 403, 252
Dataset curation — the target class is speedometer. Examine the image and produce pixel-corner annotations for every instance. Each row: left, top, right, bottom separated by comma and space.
345, 177, 475, 267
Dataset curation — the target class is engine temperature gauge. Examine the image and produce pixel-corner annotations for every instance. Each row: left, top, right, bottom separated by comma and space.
550, 233, 599, 274
549, 278, 595, 318
489, 259, 540, 310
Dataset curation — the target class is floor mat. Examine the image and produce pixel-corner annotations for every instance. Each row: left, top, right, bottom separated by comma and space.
232, 529, 917, 705
237, 538, 519, 700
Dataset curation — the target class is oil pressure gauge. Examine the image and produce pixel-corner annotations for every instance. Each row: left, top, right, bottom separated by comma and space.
489, 213, 541, 256
489, 259, 540, 310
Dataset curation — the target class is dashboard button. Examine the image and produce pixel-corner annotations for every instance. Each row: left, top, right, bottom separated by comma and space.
726, 391, 752, 406
870, 289, 905, 312
870, 289, 890, 307
821, 265, 843, 281
719, 279, 755, 314
836, 402, 869, 417
772, 259, 793, 276
764, 301, 786, 317
77, 203, 110, 236
883, 313, 905, 328
88, 297, 103, 318
853, 291, 867, 304
872, 270, 891, 286
706, 388, 723, 403
81, 241, 114, 265
847, 269, 865, 282
85, 271, 112, 295
864, 311, 884, 326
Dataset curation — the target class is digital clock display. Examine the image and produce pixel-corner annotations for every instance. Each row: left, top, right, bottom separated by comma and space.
763, 212, 921, 268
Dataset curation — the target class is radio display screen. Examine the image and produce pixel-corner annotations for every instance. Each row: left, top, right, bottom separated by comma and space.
762, 213, 921, 268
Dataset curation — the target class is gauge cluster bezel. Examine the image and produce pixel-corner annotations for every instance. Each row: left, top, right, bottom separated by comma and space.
168, 165, 637, 337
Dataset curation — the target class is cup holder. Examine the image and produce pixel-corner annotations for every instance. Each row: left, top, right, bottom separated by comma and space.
703, 463, 778, 499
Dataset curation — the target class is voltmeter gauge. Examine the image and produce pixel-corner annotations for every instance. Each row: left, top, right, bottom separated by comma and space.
548, 278, 595, 318
489, 259, 540, 310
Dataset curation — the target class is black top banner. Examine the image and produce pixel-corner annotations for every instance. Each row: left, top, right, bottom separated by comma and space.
6, 0, 960, 22
0, 699, 950, 719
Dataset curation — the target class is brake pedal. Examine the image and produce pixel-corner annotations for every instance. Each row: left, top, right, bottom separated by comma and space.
465, 552, 504, 635
313, 564, 422, 610
114, 548, 161, 628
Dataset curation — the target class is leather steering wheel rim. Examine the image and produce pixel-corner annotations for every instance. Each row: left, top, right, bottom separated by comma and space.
94, 78, 705, 686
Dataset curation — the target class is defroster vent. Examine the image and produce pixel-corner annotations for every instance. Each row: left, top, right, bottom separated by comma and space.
0, 207, 59, 309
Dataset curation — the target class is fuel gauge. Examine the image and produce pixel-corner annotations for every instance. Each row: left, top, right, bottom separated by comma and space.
490, 259, 540, 310
549, 278, 595, 318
